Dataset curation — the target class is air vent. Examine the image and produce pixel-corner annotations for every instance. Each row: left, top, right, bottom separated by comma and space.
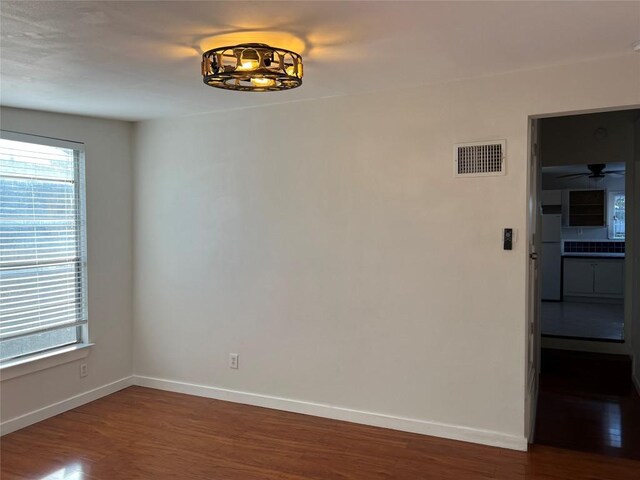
454, 140, 506, 177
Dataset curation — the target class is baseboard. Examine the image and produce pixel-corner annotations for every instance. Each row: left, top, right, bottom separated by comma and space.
133, 375, 527, 451
0, 376, 133, 436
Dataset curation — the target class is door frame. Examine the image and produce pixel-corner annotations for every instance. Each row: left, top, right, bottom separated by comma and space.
526, 105, 640, 444
525, 117, 541, 443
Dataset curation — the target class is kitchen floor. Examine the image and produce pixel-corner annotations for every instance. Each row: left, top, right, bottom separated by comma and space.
541, 301, 624, 341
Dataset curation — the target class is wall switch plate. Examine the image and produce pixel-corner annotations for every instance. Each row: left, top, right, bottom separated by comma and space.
229, 353, 239, 369
503, 228, 513, 250
80, 363, 88, 378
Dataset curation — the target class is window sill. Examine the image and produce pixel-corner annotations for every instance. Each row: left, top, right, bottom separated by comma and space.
0, 343, 94, 381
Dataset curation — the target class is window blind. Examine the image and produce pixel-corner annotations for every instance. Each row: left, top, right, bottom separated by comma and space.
0, 133, 87, 362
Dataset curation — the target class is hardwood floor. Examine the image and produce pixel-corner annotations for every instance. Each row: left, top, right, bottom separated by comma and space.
534, 348, 640, 460
2, 386, 639, 479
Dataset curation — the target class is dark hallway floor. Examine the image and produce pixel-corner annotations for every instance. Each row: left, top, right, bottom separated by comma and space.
534, 348, 640, 460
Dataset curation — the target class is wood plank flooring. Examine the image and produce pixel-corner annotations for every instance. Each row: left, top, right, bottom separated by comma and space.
534, 348, 640, 460
2, 386, 639, 479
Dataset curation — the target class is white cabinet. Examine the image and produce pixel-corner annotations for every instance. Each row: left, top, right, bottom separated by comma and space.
563, 259, 594, 295
594, 261, 625, 295
563, 257, 624, 299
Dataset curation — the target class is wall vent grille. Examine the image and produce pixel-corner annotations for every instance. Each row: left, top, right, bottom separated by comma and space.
454, 140, 506, 177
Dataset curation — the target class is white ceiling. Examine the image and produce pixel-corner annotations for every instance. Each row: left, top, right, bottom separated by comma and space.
1, 1, 639, 121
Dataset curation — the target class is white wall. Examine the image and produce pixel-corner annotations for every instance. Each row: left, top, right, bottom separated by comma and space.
0, 108, 134, 423
133, 54, 640, 446
542, 174, 626, 192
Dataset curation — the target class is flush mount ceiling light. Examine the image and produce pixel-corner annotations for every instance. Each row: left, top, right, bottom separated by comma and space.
201, 43, 303, 92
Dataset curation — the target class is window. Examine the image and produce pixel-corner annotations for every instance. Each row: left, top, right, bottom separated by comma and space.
0, 132, 87, 363
608, 191, 625, 240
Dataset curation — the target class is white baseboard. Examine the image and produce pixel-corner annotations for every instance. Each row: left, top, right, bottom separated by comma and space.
0, 373, 528, 451
0, 376, 133, 436
133, 375, 527, 451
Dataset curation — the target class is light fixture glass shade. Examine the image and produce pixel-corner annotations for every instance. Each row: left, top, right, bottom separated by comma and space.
201, 43, 303, 92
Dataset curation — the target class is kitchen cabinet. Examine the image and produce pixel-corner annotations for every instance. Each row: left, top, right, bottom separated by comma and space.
563, 257, 624, 299
594, 261, 625, 295
563, 259, 594, 295
567, 189, 605, 227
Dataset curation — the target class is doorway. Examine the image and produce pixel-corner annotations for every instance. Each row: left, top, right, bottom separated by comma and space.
526, 108, 640, 459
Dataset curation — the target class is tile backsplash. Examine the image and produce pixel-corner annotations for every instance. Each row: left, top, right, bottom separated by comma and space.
563, 241, 625, 254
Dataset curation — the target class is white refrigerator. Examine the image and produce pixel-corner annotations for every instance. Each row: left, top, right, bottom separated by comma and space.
541, 214, 562, 301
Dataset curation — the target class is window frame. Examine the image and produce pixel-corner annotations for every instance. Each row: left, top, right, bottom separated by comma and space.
607, 190, 625, 240
0, 130, 90, 374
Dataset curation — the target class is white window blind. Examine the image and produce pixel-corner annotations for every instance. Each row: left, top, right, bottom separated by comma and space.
0, 132, 87, 362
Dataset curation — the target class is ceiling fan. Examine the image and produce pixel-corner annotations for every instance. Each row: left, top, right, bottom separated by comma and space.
556, 163, 625, 180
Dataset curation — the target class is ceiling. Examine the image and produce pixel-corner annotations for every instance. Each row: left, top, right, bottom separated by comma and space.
1, 1, 639, 121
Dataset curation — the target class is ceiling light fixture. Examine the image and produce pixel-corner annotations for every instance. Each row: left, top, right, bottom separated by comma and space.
201, 43, 303, 92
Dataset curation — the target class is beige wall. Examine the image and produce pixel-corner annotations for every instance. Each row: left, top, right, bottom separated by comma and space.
1, 54, 637, 443
132, 54, 640, 446
0, 108, 134, 422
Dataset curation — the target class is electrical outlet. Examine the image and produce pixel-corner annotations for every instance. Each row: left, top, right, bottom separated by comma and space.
80, 363, 88, 378
229, 353, 239, 369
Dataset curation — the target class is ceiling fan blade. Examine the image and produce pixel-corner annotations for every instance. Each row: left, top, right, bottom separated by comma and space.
603, 170, 625, 175
556, 173, 587, 179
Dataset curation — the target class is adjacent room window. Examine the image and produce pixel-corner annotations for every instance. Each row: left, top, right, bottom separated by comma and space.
608, 191, 625, 240
0, 132, 88, 363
